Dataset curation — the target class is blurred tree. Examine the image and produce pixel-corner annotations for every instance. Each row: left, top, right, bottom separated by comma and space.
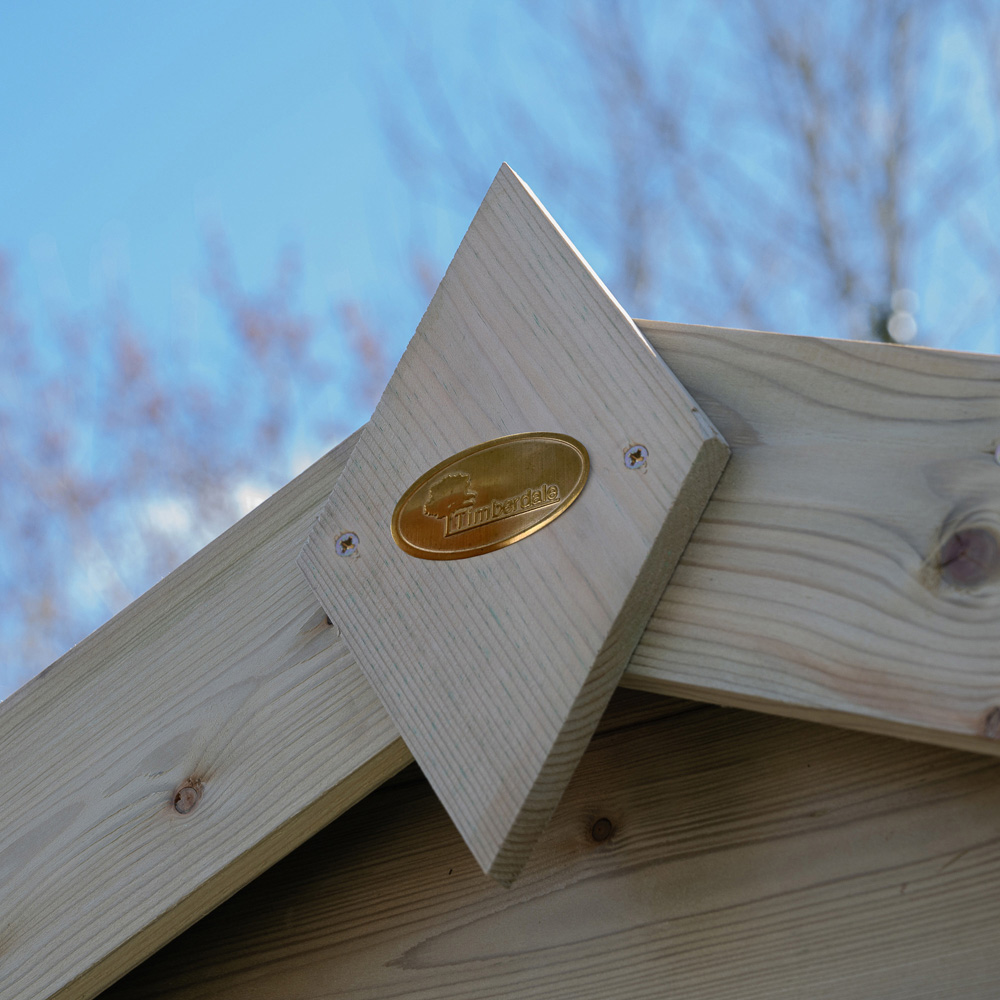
382, 0, 998, 350
0, 243, 389, 692
5, 0, 1000, 694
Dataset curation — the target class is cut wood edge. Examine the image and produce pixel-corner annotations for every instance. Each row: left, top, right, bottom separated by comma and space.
487, 432, 730, 884
619, 671, 1000, 758
64, 739, 411, 1000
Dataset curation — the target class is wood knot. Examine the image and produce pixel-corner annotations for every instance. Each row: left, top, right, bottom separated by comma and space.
938, 528, 999, 589
590, 817, 614, 843
173, 778, 203, 814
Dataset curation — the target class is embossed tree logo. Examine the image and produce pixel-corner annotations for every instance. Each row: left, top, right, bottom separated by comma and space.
423, 473, 477, 519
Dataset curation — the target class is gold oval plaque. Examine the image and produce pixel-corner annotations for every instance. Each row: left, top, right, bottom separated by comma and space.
391, 432, 589, 560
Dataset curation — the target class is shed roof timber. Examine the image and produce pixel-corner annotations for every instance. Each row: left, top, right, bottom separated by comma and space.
3, 317, 1000, 998
101, 690, 1000, 1000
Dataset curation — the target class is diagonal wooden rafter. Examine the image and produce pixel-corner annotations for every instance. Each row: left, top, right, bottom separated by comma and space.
2, 322, 999, 1000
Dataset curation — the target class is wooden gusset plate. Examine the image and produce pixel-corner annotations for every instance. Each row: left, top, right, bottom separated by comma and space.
299, 164, 729, 883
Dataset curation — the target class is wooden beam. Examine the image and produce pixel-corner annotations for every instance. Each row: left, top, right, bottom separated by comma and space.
627, 322, 1000, 756
300, 165, 728, 883
98, 689, 1000, 1000
4, 324, 1000, 1000
0, 431, 411, 1000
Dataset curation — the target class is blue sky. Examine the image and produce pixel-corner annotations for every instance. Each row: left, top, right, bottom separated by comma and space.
2, 1, 999, 696
0, 1, 570, 695
6, 2, 995, 378
0, 2, 473, 389
0, 2, 461, 694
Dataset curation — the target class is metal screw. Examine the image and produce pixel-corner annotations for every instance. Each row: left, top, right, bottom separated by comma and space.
336, 532, 359, 557
624, 444, 648, 470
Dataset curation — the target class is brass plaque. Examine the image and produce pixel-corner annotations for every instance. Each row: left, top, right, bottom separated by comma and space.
391, 432, 589, 560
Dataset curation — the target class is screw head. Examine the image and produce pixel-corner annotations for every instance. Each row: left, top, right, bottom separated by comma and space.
335, 532, 359, 557
624, 444, 648, 470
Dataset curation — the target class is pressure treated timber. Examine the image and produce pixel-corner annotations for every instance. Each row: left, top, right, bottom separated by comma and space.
628, 320, 1000, 756
101, 688, 1000, 1000
300, 164, 728, 883
0, 431, 410, 1000
6, 324, 1000, 1000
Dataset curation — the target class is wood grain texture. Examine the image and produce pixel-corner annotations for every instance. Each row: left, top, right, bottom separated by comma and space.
0, 430, 411, 1000
9, 321, 1000, 1000
100, 688, 1000, 1000
300, 165, 728, 883
626, 321, 1000, 755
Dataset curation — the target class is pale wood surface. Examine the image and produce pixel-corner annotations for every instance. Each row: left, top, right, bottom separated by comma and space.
300, 165, 728, 882
9, 323, 1000, 1000
0, 430, 411, 1000
627, 321, 1000, 755
101, 688, 1000, 1000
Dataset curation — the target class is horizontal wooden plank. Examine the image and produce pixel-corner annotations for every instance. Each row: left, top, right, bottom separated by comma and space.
0, 431, 411, 1000
7, 323, 1000, 1000
99, 688, 1000, 1000
627, 322, 1000, 756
